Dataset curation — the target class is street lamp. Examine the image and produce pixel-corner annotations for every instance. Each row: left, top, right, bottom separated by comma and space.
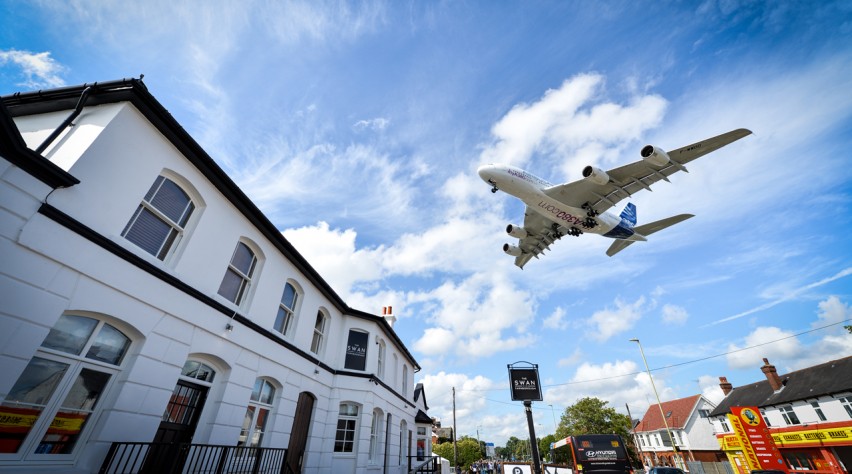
630, 338, 682, 470
549, 404, 558, 434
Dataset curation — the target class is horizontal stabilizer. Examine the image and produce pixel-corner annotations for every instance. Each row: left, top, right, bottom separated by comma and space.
606, 214, 694, 256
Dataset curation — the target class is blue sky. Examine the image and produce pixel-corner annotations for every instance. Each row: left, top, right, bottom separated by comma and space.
3, 1, 852, 446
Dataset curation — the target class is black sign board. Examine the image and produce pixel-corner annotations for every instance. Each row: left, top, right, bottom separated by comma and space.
508, 366, 542, 401
344, 330, 369, 370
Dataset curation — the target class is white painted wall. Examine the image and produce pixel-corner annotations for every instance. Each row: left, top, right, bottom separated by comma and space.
1, 98, 421, 474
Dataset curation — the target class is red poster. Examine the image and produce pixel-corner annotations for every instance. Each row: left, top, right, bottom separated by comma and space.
730, 406, 787, 472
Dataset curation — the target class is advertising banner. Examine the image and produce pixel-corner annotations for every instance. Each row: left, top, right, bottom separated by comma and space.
727, 413, 761, 471
730, 406, 786, 470
344, 330, 368, 370
508, 367, 542, 401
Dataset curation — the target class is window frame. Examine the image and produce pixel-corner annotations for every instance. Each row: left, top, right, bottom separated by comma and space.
402, 365, 409, 397
273, 281, 301, 337
333, 402, 360, 455
779, 405, 800, 425
238, 378, 276, 450
310, 309, 328, 355
0, 314, 132, 462
377, 339, 386, 380
368, 408, 384, 464
121, 174, 198, 262
218, 240, 260, 306
837, 396, 852, 418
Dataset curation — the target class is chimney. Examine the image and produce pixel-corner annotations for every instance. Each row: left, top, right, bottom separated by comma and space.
761, 358, 783, 391
719, 376, 733, 396
382, 306, 397, 328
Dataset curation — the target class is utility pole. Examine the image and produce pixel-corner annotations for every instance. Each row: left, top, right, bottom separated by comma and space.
453, 387, 458, 471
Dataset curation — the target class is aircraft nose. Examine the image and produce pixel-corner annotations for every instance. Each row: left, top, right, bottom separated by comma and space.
477, 164, 495, 182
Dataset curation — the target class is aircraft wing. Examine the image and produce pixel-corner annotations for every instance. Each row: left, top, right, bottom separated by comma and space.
543, 128, 752, 214
511, 207, 565, 269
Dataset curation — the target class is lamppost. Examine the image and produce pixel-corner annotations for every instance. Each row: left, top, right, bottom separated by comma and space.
630, 338, 682, 470
549, 404, 558, 434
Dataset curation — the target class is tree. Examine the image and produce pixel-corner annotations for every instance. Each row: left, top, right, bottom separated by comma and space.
434, 437, 483, 471
539, 434, 557, 462
555, 397, 640, 466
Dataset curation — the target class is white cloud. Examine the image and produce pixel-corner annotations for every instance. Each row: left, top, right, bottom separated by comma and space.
812, 295, 852, 331
557, 348, 584, 367
584, 296, 647, 342
697, 374, 725, 405
353, 117, 390, 132
0, 49, 66, 89
543, 307, 568, 330
725, 326, 803, 369
661, 304, 688, 325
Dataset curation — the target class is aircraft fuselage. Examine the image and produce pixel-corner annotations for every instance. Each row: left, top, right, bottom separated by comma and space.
477, 164, 627, 238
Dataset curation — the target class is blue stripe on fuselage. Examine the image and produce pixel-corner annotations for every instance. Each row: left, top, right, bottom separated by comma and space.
604, 223, 635, 239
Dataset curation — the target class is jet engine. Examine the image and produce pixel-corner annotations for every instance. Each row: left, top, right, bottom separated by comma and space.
582, 166, 610, 185
503, 243, 523, 257
506, 224, 528, 239
640, 145, 671, 167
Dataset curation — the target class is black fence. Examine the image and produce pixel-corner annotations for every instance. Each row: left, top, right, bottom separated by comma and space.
408, 455, 441, 474
98, 442, 289, 474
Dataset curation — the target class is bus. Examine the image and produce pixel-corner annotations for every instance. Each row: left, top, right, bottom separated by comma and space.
551, 434, 634, 474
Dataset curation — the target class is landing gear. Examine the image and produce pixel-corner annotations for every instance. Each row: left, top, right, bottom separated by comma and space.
488, 179, 498, 193
582, 217, 598, 229
491, 187, 498, 193
582, 202, 599, 217
567, 227, 583, 237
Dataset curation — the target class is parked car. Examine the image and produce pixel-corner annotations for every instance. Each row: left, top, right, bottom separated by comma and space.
648, 468, 685, 474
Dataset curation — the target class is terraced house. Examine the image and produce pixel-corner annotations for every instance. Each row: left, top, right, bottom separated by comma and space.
0, 78, 433, 474
709, 357, 852, 474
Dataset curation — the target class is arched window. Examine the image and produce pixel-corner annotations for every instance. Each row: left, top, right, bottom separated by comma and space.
334, 402, 360, 454
369, 408, 384, 464
392, 354, 399, 388
218, 241, 257, 305
402, 365, 409, 396
274, 282, 300, 336
1, 314, 131, 457
377, 339, 386, 379
238, 378, 276, 449
399, 420, 408, 466
310, 310, 328, 355
122, 175, 195, 260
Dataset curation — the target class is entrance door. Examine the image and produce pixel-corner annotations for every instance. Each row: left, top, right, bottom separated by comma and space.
144, 380, 209, 473
284, 392, 315, 473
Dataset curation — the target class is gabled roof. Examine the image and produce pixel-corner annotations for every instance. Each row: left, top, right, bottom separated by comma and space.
709, 355, 852, 417
635, 394, 702, 431
1, 78, 420, 371
414, 382, 428, 410
415, 409, 433, 424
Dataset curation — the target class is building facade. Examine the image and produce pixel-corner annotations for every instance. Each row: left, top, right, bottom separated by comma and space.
0, 79, 430, 473
634, 394, 724, 469
709, 357, 852, 474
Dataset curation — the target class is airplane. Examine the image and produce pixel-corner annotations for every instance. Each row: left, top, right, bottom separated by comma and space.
477, 128, 752, 268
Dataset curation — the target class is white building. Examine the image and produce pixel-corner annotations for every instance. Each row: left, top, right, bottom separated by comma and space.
633, 394, 724, 468
0, 78, 432, 473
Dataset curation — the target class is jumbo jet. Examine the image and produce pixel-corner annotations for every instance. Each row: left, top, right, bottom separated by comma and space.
477, 128, 752, 268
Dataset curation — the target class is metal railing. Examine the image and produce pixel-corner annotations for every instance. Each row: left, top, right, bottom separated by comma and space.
408, 455, 440, 474
98, 441, 288, 474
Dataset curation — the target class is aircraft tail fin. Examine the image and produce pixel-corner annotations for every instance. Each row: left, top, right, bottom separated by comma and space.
620, 202, 637, 227
606, 213, 694, 257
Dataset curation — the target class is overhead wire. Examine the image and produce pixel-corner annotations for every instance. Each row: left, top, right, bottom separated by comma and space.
457, 316, 851, 395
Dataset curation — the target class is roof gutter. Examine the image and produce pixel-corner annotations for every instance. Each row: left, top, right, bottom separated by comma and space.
35, 86, 92, 155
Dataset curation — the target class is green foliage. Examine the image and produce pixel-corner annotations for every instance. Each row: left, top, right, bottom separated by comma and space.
539, 434, 557, 462
554, 397, 641, 466
432, 438, 484, 471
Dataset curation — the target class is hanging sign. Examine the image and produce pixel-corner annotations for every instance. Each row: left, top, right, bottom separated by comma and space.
508, 363, 542, 401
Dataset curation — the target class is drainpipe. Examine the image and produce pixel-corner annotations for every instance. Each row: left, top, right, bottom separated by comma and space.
35, 86, 93, 155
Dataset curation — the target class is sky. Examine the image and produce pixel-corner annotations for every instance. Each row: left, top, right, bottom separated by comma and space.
2, 0, 852, 447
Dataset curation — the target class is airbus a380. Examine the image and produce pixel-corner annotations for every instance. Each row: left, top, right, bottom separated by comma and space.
477, 128, 752, 268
